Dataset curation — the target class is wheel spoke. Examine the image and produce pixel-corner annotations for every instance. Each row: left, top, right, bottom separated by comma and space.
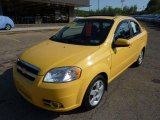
138, 52, 143, 64
90, 90, 96, 96
96, 94, 100, 100
90, 96, 96, 105
99, 85, 104, 91
96, 81, 100, 89
89, 80, 105, 106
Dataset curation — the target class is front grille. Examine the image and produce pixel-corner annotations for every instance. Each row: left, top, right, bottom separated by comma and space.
16, 59, 40, 81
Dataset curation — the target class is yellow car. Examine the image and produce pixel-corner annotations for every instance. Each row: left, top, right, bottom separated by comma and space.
13, 16, 148, 112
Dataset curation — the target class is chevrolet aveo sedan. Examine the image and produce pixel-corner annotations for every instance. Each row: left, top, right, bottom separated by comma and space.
13, 16, 148, 112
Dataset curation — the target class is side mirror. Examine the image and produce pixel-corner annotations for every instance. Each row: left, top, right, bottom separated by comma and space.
114, 38, 130, 47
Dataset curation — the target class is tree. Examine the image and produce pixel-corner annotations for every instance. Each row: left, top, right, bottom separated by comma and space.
145, 0, 160, 13
77, 5, 138, 17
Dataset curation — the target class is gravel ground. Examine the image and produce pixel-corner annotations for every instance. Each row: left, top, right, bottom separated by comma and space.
0, 22, 160, 120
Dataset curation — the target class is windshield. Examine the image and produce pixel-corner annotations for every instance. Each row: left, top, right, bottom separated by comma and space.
50, 19, 114, 46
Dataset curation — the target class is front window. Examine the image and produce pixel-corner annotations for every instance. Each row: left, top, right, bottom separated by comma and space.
50, 19, 114, 46
115, 21, 131, 40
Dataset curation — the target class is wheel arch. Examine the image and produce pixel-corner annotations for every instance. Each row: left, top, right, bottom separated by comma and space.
141, 46, 146, 58
98, 72, 108, 90
4, 23, 12, 30
142, 47, 145, 54
77, 63, 110, 105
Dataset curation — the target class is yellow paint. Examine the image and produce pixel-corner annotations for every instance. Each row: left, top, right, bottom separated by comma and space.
13, 16, 148, 112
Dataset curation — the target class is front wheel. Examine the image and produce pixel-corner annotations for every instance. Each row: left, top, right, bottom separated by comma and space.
134, 50, 144, 66
82, 75, 106, 110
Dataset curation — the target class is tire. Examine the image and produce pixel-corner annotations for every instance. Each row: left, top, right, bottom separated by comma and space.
5, 24, 11, 30
82, 75, 106, 110
134, 50, 144, 67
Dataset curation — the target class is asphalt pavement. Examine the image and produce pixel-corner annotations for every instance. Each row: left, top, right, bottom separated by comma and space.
0, 22, 160, 120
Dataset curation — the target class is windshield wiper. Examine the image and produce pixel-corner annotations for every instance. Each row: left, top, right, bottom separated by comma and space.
50, 35, 71, 44
50, 35, 59, 40
50, 36, 94, 46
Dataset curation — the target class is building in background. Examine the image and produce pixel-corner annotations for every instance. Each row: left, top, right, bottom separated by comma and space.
0, 0, 89, 24
0, 1, 3, 15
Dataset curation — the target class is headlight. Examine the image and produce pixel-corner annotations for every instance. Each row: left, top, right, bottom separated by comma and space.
44, 67, 82, 83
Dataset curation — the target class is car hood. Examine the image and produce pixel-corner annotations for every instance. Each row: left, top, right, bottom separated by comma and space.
20, 40, 99, 75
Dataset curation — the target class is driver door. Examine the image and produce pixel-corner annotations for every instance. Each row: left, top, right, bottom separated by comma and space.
110, 20, 132, 80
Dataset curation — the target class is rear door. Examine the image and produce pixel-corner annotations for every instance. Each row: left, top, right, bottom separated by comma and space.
128, 20, 143, 62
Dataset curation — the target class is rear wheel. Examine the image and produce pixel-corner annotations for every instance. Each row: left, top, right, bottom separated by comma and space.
82, 75, 106, 110
134, 50, 144, 66
5, 24, 11, 30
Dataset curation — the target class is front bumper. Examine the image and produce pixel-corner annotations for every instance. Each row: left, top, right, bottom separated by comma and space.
13, 66, 82, 112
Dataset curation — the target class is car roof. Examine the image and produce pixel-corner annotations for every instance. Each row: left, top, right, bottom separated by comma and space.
86, 16, 116, 19
0, 16, 9, 18
84, 16, 135, 21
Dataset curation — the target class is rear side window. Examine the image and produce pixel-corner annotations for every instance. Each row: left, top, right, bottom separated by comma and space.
130, 21, 141, 36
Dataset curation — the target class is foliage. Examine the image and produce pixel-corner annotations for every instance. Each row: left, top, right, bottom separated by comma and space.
145, 0, 160, 13
76, 5, 138, 17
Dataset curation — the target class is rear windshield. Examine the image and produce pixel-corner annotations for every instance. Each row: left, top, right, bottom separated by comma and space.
50, 19, 114, 46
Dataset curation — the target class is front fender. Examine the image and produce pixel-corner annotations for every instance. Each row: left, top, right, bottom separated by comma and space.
76, 63, 110, 105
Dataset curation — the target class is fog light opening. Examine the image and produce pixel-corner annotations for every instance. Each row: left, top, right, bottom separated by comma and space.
50, 101, 63, 108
